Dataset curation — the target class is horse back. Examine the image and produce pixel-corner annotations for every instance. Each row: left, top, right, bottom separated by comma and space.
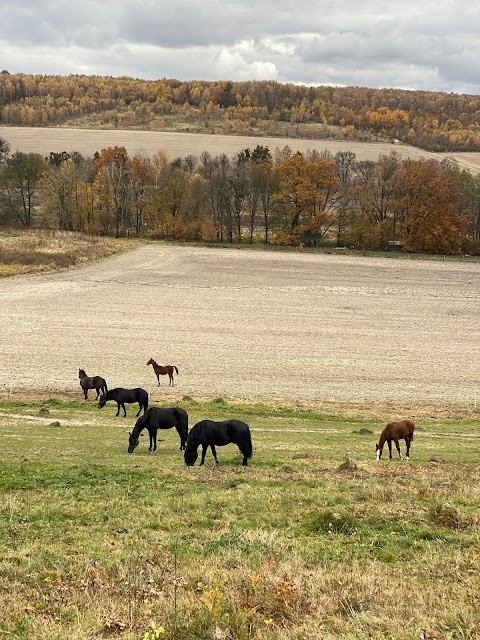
148, 406, 188, 429
385, 419, 415, 439
195, 419, 250, 447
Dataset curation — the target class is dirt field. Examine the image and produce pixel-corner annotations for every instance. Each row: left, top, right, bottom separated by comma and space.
3, 125, 480, 171
1, 245, 479, 416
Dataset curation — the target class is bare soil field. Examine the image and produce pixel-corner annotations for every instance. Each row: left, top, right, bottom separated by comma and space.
1, 245, 479, 417
3, 125, 479, 171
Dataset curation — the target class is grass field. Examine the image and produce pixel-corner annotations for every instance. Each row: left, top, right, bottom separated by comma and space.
0, 396, 478, 639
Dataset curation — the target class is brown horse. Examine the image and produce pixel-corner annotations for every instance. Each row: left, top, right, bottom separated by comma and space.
78, 368, 108, 400
147, 358, 179, 386
376, 419, 415, 461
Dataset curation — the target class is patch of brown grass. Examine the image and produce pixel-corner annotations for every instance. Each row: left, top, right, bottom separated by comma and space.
0, 227, 130, 277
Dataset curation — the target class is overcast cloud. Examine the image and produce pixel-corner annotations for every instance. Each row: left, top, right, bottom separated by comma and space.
2, 0, 479, 93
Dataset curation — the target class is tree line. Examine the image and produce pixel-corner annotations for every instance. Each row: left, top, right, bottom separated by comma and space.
2, 72, 480, 152
1, 137, 479, 255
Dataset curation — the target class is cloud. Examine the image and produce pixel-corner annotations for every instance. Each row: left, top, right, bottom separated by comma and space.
2, 0, 480, 93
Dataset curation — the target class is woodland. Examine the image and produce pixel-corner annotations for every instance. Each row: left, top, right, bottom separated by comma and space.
1, 72, 480, 254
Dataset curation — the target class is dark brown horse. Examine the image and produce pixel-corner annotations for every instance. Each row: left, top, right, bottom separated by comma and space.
376, 419, 415, 461
147, 358, 179, 386
78, 368, 107, 400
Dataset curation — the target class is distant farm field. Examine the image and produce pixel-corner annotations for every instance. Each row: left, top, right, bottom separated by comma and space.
0, 244, 479, 415
2, 126, 480, 171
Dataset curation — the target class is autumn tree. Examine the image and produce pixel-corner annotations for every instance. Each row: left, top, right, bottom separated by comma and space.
274, 153, 337, 243
40, 155, 91, 231
395, 159, 467, 253
2, 151, 46, 225
92, 146, 131, 236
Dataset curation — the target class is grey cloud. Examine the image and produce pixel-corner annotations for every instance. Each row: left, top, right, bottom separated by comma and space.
1, 0, 479, 93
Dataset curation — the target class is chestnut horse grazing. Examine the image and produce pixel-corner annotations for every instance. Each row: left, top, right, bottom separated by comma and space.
147, 358, 179, 386
376, 420, 415, 461
78, 369, 107, 400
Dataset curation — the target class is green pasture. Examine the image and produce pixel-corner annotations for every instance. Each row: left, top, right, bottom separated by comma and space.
0, 398, 478, 640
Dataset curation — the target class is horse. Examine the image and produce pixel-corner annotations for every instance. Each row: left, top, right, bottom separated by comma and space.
78, 368, 107, 400
98, 387, 148, 418
184, 419, 253, 467
376, 419, 415, 461
127, 407, 189, 453
147, 358, 179, 386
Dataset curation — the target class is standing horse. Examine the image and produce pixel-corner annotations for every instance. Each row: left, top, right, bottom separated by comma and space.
127, 407, 188, 453
376, 419, 415, 461
147, 358, 179, 386
184, 419, 253, 466
98, 387, 148, 418
78, 369, 107, 400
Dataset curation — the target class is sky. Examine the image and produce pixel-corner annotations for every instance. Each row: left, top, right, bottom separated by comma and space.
2, 0, 480, 95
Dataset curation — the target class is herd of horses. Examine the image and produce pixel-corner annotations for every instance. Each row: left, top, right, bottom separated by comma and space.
79, 367, 416, 466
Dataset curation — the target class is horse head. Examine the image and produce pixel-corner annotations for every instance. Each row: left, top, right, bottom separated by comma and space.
146, 358, 154, 366
128, 431, 139, 453
98, 395, 107, 409
78, 369, 86, 379
184, 424, 202, 465
375, 443, 382, 460
184, 443, 198, 466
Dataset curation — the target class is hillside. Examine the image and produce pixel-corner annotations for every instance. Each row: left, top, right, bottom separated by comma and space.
2, 72, 480, 152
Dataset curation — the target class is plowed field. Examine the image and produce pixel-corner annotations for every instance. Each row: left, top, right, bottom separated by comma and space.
1, 245, 479, 415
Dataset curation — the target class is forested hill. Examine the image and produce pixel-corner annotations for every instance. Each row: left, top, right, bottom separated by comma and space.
1, 71, 480, 153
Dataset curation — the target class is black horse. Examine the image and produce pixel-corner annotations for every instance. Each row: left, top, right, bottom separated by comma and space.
98, 387, 148, 418
184, 419, 253, 466
128, 407, 189, 453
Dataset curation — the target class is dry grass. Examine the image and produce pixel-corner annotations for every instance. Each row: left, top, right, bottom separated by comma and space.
0, 227, 130, 277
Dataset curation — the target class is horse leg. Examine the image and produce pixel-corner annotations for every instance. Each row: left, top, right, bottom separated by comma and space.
151, 429, 157, 452
122, 403, 127, 418
83, 388, 88, 400
405, 437, 411, 460
394, 439, 402, 459
116, 402, 120, 417
200, 444, 208, 465
175, 425, 186, 450
210, 445, 219, 464
157, 374, 160, 387
170, 374, 174, 387
239, 445, 249, 466
387, 440, 393, 460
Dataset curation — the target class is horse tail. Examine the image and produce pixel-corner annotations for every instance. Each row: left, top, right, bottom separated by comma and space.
175, 407, 188, 434
174, 366, 179, 375
104, 379, 108, 393
244, 427, 253, 459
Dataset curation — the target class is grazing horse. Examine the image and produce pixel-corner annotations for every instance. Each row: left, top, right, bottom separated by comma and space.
98, 387, 148, 418
147, 358, 179, 386
127, 407, 189, 453
376, 419, 415, 461
184, 419, 253, 467
78, 368, 107, 400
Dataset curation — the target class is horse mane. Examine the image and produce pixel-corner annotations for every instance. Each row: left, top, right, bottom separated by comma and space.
186, 421, 201, 446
